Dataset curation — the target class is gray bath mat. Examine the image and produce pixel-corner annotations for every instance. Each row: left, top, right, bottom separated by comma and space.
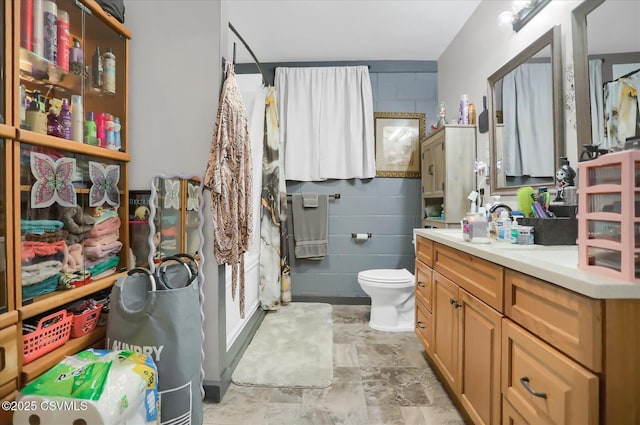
232, 302, 333, 388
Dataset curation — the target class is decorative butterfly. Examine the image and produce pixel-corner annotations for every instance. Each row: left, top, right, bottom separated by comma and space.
187, 183, 200, 211
89, 162, 120, 207
164, 179, 180, 210
30, 152, 77, 208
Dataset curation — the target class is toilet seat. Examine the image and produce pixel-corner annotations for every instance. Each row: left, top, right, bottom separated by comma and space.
358, 268, 414, 288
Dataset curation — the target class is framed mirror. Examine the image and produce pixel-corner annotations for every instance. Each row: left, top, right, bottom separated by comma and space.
488, 25, 564, 195
147, 175, 204, 272
573, 0, 640, 160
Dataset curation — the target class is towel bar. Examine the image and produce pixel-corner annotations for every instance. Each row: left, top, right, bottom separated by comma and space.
286, 193, 341, 200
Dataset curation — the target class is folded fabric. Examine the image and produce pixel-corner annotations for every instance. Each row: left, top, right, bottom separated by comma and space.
83, 232, 120, 247
87, 255, 120, 278
58, 270, 92, 289
90, 206, 119, 224
84, 241, 123, 261
292, 194, 329, 259
22, 273, 61, 298
21, 260, 63, 286
161, 214, 178, 225
91, 267, 117, 281
160, 226, 177, 237
84, 216, 121, 238
62, 243, 84, 273
21, 240, 67, 261
21, 250, 66, 266
25, 229, 68, 243
302, 192, 319, 208
59, 206, 95, 235
20, 219, 64, 235
159, 238, 176, 251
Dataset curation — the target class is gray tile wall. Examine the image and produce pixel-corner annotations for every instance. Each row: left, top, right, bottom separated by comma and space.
287, 71, 438, 298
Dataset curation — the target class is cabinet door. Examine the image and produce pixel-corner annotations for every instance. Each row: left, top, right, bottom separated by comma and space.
421, 141, 434, 195
0, 139, 10, 316
432, 270, 460, 392
459, 289, 502, 425
432, 136, 445, 197
503, 397, 533, 425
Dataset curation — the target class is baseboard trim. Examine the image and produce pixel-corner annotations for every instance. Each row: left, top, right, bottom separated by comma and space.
292, 296, 371, 305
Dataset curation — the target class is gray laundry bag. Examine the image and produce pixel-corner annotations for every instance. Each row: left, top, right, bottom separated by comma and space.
106, 261, 203, 425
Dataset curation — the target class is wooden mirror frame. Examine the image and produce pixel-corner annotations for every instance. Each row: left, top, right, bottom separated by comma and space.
487, 25, 564, 195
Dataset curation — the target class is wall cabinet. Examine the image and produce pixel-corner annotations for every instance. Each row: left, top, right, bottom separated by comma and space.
1, 0, 131, 396
420, 125, 476, 228
415, 232, 640, 425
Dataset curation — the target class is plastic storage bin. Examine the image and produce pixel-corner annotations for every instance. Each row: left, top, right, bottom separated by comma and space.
70, 303, 103, 338
577, 150, 640, 282
22, 310, 73, 365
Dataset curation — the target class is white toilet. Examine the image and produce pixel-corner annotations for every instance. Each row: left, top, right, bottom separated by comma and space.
358, 268, 415, 332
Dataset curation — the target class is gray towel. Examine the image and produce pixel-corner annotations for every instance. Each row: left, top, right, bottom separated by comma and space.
292, 194, 328, 259
302, 192, 319, 208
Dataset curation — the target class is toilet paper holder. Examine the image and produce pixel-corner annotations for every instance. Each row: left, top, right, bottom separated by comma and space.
351, 233, 372, 239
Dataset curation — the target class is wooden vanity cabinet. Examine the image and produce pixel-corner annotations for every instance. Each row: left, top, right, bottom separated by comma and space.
416, 237, 503, 425
416, 234, 640, 425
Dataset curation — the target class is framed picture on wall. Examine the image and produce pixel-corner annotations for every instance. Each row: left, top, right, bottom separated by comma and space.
374, 112, 425, 178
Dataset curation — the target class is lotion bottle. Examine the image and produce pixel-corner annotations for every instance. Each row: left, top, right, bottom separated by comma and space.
58, 98, 72, 140
71, 95, 83, 142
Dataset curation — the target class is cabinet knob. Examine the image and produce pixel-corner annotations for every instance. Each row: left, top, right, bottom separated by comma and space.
520, 376, 547, 399
416, 321, 425, 329
417, 281, 425, 288
449, 298, 461, 308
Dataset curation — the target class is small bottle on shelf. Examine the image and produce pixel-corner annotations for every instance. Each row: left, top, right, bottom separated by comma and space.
56, 9, 70, 71
71, 95, 83, 142
58, 98, 72, 140
25, 92, 47, 134
103, 47, 116, 94
92, 46, 104, 92
42, 0, 58, 63
84, 111, 98, 145
69, 37, 84, 76
47, 106, 62, 138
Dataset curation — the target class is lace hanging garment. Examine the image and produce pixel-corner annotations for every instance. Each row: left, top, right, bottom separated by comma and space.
204, 62, 252, 318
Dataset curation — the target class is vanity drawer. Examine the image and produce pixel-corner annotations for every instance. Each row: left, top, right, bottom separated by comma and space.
0, 325, 19, 388
415, 259, 432, 312
434, 243, 504, 312
416, 236, 433, 267
504, 269, 602, 372
502, 319, 599, 425
415, 297, 433, 355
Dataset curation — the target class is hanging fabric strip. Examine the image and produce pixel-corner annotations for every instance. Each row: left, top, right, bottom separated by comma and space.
203, 62, 253, 318
259, 86, 290, 309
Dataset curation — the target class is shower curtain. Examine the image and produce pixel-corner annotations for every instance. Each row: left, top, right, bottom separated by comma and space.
502, 62, 554, 177
259, 87, 291, 309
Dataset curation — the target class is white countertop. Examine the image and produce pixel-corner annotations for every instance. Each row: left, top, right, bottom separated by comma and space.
414, 228, 640, 299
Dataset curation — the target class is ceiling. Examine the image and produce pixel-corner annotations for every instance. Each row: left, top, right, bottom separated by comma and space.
227, 0, 482, 64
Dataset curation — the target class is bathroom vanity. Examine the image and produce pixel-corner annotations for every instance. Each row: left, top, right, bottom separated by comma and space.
414, 228, 640, 425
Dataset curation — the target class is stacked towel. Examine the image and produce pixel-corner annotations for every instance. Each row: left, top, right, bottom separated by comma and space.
20, 219, 63, 235
292, 193, 329, 259
58, 206, 95, 244
62, 243, 84, 273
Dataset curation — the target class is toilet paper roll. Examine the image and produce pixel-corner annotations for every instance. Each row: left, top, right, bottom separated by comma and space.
354, 233, 369, 240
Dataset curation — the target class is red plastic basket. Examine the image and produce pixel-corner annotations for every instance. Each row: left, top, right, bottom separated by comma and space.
70, 303, 103, 338
23, 310, 73, 365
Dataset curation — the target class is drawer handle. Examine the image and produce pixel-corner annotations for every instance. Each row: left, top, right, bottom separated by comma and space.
417, 281, 425, 288
0, 347, 4, 372
520, 376, 547, 399
416, 321, 425, 329
449, 298, 462, 308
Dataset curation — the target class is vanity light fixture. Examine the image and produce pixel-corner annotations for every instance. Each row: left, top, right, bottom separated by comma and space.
498, 0, 551, 32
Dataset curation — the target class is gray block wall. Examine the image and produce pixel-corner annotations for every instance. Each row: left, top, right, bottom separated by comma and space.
287, 69, 438, 299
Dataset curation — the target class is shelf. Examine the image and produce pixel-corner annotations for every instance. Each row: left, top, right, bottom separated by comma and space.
21, 326, 106, 383
19, 48, 83, 94
16, 129, 130, 161
83, 0, 132, 39
19, 185, 125, 194
20, 271, 125, 320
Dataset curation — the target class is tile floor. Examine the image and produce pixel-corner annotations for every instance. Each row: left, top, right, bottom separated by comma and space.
202, 305, 466, 425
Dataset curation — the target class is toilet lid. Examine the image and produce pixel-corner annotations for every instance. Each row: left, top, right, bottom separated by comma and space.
359, 268, 414, 284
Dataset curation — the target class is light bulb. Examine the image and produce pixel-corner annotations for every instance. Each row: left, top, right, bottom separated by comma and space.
498, 10, 515, 27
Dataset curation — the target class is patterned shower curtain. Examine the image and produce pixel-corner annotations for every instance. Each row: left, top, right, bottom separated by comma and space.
259, 87, 291, 309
